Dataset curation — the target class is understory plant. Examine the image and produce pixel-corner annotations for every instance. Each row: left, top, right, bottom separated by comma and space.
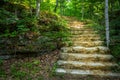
0, 2, 70, 55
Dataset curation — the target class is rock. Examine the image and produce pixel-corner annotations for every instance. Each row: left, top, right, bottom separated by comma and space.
0, 55, 12, 60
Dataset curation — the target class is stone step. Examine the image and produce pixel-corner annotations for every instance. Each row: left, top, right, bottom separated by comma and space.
70, 31, 98, 35
72, 41, 104, 47
70, 28, 93, 31
57, 60, 118, 70
61, 46, 110, 54
70, 37, 101, 41
71, 34, 99, 37
70, 35, 100, 39
60, 53, 114, 62
56, 68, 120, 77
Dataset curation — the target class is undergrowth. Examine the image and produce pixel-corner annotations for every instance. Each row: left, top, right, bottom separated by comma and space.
0, 2, 70, 55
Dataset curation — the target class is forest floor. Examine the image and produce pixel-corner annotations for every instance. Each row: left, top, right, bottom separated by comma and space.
0, 50, 61, 80
1, 50, 119, 80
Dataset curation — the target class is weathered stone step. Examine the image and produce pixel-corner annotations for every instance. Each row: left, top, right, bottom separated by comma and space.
73, 41, 104, 47
61, 46, 110, 54
71, 34, 99, 36
70, 37, 101, 41
60, 53, 114, 62
70, 35, 100, 39
70, 31, 98, 35
70, 29, 97, 32
70, 28, 93, 31
56, 68, 120, 77
57, 60, 118, 70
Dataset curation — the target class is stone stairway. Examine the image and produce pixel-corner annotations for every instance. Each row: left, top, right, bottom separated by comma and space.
56, 23, 120, 79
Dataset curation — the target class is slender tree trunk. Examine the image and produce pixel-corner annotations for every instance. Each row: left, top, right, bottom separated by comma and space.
28, 0, 33, 16
15, 8, 18, 18
60, 3, 62, 15
60, 1, 62, 15
54, 0, 58, 12
105, 0, 110, 47
46, 0, 50, 11
15, 0, 22, 18
36, 0, 40, 18
81, 0, 84, 20
81, 6, 84, 20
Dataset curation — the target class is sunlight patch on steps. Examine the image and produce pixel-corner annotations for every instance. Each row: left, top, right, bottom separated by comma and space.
72, 46, 109, 51
69, 21, 84, 28
61, 46, 109, 51
57, 60, 118, 67
70, 37, 101, 41
73, 41, 104, 43
72, 41, 104, 47
71, 34, 100, 37
56, 68, 120, 77
60, 53, 114, 60
60, 53, 114, 62
61, 46, 110, 53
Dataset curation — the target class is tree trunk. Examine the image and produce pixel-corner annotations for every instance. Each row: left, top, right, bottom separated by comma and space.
81, 0, 84, 20
60, 2, 62, 15
105, 0, 110, 47
28, 0, 33, 16
81, 6, 84, 20
36, 0, 40, 18
15, 8, 18, 18
54, 0, 58, 12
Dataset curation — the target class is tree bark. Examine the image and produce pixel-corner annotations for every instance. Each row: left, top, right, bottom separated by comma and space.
54, 0, 58, 12
28, 0, 33, 16
105, 0, 110, 47
36, 0, 40, 18
81, 0, 84, 20
81, 6, 84, 20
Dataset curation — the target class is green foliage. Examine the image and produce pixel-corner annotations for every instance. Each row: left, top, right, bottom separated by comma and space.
109, 9, 120, 62
0, 7, 37, 37
0, 1, 39, 37
40, 1, 54, 11
0, 1, 70, 54
110, 44, 120, 59
9, 60, 41, 79
10, 64, 27, 78
110, 9, 120, 37
38, 11, 70, 49
0, 69, 6, 78
50, 62, 58, 77
23, 60, 40, 69
0, 59, 6, 77
0, 59, 3, 66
